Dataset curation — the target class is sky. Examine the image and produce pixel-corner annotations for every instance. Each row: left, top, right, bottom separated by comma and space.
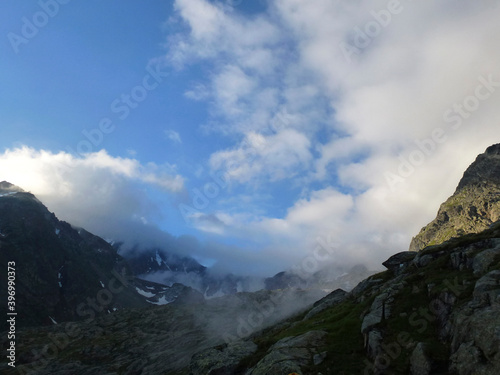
1, 0, 500, 277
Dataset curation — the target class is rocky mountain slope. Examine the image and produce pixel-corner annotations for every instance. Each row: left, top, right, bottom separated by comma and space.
410, 143, 500, 252
125, 248, 260, 298
230, 225, 500, 374
0, 288, 325, 374
2, 144, 500, 374
4, 222, 499, 374
0, 182, 197, 328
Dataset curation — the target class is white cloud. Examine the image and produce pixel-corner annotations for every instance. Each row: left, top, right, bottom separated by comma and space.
165, 129, 182, 143
0, 147, 184, 246
184, 83, 210, 101
164, 0, 500, 274
209, 129, 312, 183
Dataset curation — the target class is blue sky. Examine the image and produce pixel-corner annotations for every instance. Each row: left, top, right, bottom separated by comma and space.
1, 0, 500, 276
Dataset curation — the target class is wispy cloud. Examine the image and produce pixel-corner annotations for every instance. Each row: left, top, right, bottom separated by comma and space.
165, 129, 182, 144
164, 0, 500, 272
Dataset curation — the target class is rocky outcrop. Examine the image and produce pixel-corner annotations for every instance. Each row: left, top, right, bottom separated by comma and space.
410, 342, 433, 375
248, 330, 328, 375
303, 288, 347, 320
190, 341, 258, 375
382, 251, 417, 274
448, 270, 500, 374
3, 218, 500, 375
410, 144, 500, 252
223, 222, 500, 375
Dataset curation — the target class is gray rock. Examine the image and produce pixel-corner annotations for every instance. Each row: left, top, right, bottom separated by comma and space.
413, 252, 441, 268
361, 286, 398, 333
249, 330, 327, 375
473, 270, 500, 306
410, 342, 432, 375
473, 243, 500, 275
449, 272, 500, 374
313, 351, 328, 365
409, 144, 500, 252
350, 276, 385, 299
190, 340, 257, 375
366, 329, 383, 358
449, 341, 485, 375
303, 289, 347, 320
382, 251, 417, 273
450, 247, 475, 271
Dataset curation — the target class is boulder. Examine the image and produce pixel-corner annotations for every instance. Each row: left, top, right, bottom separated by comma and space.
249, 330, 327, 375
472, 270, 500, 306
410, 342, 432, 375
473, 242, 500, 275
190, 340, 258, 375
303, 289, 347, 320
382, 251, 417, 274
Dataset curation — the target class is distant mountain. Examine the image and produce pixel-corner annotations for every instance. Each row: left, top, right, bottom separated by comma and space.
410, 143, 500, 251
124, 247, 263, 297
125, 247, 206, 275
3, 145, 500, 374
0, 182, 199, 327
5, 145, 500, 374
265, 264, 375, 293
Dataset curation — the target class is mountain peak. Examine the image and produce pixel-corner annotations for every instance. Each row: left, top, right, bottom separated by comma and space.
0, 181, 24, 194
410, 143, 500, 251
455, 143, 500, 193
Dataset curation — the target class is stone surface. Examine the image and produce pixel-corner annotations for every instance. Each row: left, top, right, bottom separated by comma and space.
410, 144, 500, 252
382, 251, 417, 273
248, 331, 327, 375
303, 288, 347, 320
473, 241, 500, 275
190, 340, 257, 375
410, 342, 432, 375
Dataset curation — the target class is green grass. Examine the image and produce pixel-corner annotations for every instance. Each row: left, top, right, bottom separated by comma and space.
234, 295, 373, 374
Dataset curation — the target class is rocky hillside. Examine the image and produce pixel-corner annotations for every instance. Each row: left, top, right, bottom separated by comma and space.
265, 264, 375, 293
410, 143, 500, 251
4, 222, 498, 374
2, 144, 500, 374
0, 182, 196, 328
190, 223, 500, 375
0, 288, 325, 374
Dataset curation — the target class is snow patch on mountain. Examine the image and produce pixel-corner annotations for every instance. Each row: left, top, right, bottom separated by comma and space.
0, 192, 18, 198
155, 250, 163, 266
135, 287, 156, 298
149, 295, 171, 305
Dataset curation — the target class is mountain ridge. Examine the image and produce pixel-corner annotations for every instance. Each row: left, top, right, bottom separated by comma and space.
2, 142, 500, 374
409, 144, 500, 252
0, 182, 201, 327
